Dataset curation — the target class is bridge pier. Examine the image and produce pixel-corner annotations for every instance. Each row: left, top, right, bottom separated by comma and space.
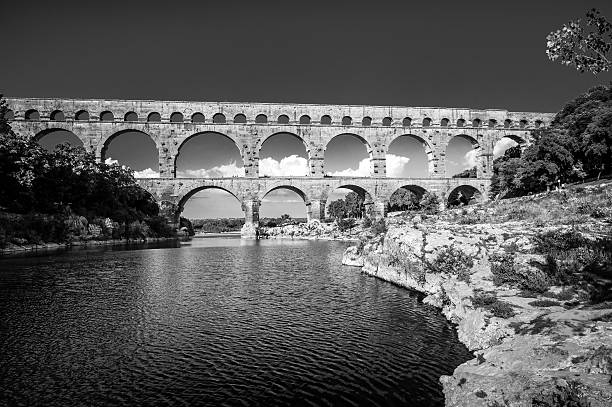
241, 199, 260, 239
372, 201, 388, 219
307, 199, 326, 222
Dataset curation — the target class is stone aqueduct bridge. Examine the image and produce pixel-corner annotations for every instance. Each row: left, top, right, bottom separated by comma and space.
6, 97, 554, 237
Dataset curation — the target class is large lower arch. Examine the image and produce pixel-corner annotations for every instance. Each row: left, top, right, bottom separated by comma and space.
175, 186, 243, 224
447, 185, 483, 208
446, 134, 480, 178
175, 131, 243, 178
257, 132, 309, 177
387, 134, 432, 178
324, 133, 372, 177
326, 184, 374, 219
494, 134, 527, 159
388, 185, 427, 211
34, 128, 84, 151
101, 130, 159, 176
259, 185, 309, 220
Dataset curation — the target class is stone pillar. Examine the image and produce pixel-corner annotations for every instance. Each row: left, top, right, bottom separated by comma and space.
240, 199, 260, 239
430, 149, 446, 178
158, 143, 175, 178
372, 200, 388, 219
243, 144, 259, 178
370, 142, 387, 177
307, 199, 326, 222
308, 145, 325, 177
478, 150, 494, 179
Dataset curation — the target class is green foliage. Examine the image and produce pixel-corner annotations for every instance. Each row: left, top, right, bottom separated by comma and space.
179, 217, 195, 236
452, 166, 477, 178
328, 199, 347, 220
491, 84, 612, 198
529, 299, 562, 307
419, 191, 440, 215
344, 192, 365, 218
546, 8, 612, 74
337, 218, 356, 231
490, 253, 550, 293
191, 218, 245, 232
531, 379, 592, 406
388, 188, 419, 211
471, 291, 516, 318
427, 245, 474, 282
370, 218, 387, 234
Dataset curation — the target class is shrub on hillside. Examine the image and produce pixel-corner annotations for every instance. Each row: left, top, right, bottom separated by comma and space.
419, 192, 440, 215
427, 245, 474, 282
471, 291, 516, 318
337, 218, 356, 231
490, 253, 550, 293
371, 218, 387, 234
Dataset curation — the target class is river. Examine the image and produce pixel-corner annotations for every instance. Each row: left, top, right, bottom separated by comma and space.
0, 238, 471, 406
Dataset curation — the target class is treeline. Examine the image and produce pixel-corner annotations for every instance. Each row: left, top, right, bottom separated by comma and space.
191, 218, 244, 233
0, 96, 174, 247
491, 84, 612, 199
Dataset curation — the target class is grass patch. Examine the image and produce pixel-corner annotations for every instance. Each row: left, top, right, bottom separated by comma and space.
529, 299, 561, 307
472, 291, 516, 318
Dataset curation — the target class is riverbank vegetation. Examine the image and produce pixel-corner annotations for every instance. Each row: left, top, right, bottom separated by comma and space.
0, 96, 175, 249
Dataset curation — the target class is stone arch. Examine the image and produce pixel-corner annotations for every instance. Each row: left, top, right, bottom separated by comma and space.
124, 111, 138, 122
457, 118, 466, 127
446, 134, 481, 178
488, 119, 497, 128
387, 134, 433, 177
25, 109, 40, 121
402, 117, 412, 127
277, 114, 289, 124
499, 134, 527, 145
472, 118, 482, 127
261, 184, 308, 203
34, 128, 84, 149
175, 131, 242, 177
299, 115, 311, 125
504, 119, 512, 128
176, 185, 243, 223
441, 118, 450, 127
255, 114, 268, 124
100, 129, 158, 163
170, 112, 184, 123
213, 113, 226, 124
324, 133, 373, 177
447, 185, 483, 207
326, 184, 375, 218
147, 112, 161, 122
362, 116, 372, 126
75, 110, 89, 121
191, 112, 205, 123
422, 117, 431, 127
387, 184, 427, 211
382, 117, 392, 126
257, 130, 308, 154
50, 110, 65, 121
519, 119, 528, 128
342, 116, 352, 125
320, 115, 332, 125
100, 111, 114, 122
234, 113, 246, 123
5, 109, 14, 121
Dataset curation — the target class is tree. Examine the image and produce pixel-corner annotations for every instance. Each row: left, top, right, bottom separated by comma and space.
419, 192, 440, 215
328, 199, 347, 220
388, 188, 419, 211
546, 8, 612, 74
344, 192, 364, 218
452, 166, 477, 178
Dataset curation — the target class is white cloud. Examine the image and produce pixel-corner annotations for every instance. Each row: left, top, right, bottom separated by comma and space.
134, 168, 159, 178
177, 162, 245, 178
259, 155, 309, 176
327, 158, 371, 177
385, 154, 411, 177
463, 150, 479, 168
104, 157, 118, 165
494, 138, 518, 158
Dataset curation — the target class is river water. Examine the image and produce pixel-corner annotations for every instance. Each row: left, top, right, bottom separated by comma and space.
0, 238, 471, 406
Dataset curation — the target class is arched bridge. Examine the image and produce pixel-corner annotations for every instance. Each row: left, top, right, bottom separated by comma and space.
5, 97, 554, 237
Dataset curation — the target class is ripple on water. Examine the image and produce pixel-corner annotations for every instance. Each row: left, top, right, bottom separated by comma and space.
0, 238, 471, 406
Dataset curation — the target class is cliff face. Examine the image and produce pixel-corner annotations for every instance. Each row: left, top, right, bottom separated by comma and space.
343, 212, 612, 406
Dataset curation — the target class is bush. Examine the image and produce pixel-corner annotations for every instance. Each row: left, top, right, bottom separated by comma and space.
427, 245, 474, 282
419, 192, 440, 215
371, 218, 387, 234
472, 291, 516, 318
490, 253, 551, 293
337, 218, 356, 232
529, 299, 561, 307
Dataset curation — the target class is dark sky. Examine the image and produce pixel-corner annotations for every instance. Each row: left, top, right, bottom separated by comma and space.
2, 0, 611, 112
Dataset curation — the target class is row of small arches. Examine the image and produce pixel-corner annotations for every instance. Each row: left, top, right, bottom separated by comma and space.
13, 108, 544, 129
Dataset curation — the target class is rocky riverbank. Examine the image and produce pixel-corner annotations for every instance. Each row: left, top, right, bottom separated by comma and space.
343, 186, 612, 406
261, 219, 365, 241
